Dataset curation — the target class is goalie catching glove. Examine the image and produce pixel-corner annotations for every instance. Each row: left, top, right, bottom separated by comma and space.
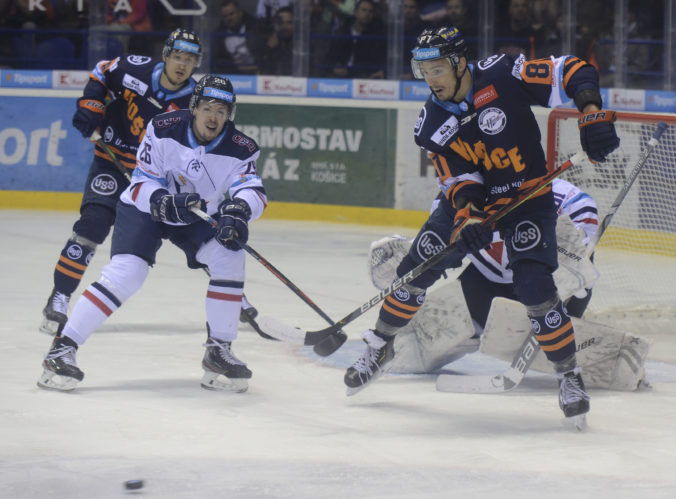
149, 190, 206, 224
450, 205, 493, 256
578, 110, 620, 162
72, 97, 105, 138
216, 198, 251, 250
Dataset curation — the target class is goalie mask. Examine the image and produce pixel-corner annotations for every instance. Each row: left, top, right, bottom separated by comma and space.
163, 28, 202, 69
410, 26, 467, 80
190, 75, 236, 122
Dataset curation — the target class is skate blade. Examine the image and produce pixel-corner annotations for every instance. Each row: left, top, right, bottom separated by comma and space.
563, 413, 588, 432
345, 370, 385, 397
200, 371, 248, 393
39, 318, 61, 336
37, 369, 79, 392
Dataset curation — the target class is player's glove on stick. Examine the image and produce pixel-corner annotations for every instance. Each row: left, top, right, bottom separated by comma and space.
72, 98, 105, 138
149, 190, 206, 224
578, 110, 620, 162
450, 205, 493, 256
216, 198, 252, 250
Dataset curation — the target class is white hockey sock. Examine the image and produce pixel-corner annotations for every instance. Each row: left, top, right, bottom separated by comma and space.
206, 280, 243, 342
63, 282, 121, 345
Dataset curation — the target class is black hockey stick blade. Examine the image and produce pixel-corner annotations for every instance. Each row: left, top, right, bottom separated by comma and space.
311, 330, 348, 355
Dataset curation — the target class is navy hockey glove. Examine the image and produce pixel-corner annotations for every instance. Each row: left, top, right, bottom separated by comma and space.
216, 198, 252, 250
149, 190, 206, 224
450, 205, 493, 256
72, 97, 105, 138
578, 110, 620, 162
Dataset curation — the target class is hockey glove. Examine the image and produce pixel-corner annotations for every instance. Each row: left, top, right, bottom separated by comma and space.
450, 205, 493, 256
578, 110, 620, 162
216, 198, 252, 250
149, 190, 206, 224
72, 98, 105, 138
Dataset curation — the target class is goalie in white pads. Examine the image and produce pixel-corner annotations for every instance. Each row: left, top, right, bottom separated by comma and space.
370, 179, 650, 391
37, 75, 267, 393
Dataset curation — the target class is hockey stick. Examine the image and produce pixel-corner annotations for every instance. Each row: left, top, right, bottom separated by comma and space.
189, 207, 348, 352
300, 151, 588, 356
587, 121, 669, 255
90, 131, 132, 182
437, 121, 669, 394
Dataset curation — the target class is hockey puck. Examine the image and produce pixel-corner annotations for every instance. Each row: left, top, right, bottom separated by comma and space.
124, 480, 144, 490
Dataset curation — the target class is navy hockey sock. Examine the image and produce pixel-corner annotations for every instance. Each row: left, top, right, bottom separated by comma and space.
528, 298, 576, 364
53, 239, 96, 296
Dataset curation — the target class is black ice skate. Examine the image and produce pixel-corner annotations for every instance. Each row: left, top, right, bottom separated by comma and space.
344, 329, 395, 396
201, 337, 252, 393
558, 367, 591, 430
39, 289, 70, 335
37, 336, 84, 391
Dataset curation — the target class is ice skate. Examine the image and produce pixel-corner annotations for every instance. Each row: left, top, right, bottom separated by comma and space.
37, 336, 84, 391
558, 367, 590, 430
344, 329, 395, 396
39, 289, 70, 335
201, 337, 252, 393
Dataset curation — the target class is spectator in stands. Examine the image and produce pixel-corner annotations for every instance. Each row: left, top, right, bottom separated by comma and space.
400, 0, 425, 80
213, 0, 261, 74
495, 0, 544, 59
326, 0, 386, 79
105, 0, 152, 54
256, 0, 293, 27
309, 0, 341, 76
258, 6, 294, 75
437, 0, 477, 54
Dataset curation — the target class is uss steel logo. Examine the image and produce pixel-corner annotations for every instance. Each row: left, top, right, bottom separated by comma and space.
91, 174, 118, 195
545, 310, 563, 328
511, 221, 541, 251
66, 244, 82, 260
416, 231, 445, 260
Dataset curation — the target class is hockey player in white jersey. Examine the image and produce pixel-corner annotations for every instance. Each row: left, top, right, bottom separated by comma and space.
37, 75, 267, 393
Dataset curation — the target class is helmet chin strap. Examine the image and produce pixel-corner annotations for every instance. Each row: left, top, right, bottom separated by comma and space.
449, 66, 467, 103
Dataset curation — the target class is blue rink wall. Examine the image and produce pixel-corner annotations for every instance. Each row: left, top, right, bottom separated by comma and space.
2, 72, 676, 227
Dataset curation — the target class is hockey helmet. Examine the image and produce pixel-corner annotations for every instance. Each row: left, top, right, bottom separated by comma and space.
190, 74, 236, 121
411, 26, 467, 79
162, 28, 202, 68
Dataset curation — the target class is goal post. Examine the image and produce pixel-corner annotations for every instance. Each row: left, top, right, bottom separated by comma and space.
546, 108, 676, 327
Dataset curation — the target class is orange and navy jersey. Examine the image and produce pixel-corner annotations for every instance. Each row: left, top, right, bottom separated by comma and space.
414, 53, 598, 213
82, 55, 196, 171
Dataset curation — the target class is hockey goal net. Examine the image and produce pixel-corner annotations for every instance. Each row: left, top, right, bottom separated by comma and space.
547, 108, 676, 330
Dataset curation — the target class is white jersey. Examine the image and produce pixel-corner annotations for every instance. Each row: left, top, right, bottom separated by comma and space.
120, 109, 267, 223
468, 178, 599, 284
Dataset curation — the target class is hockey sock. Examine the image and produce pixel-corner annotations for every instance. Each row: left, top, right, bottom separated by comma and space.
63, 282, 122, 345
527, 297, 577, 364
378, 284, 426, 329
53, 237, 96, 296
206, 280, 244, 342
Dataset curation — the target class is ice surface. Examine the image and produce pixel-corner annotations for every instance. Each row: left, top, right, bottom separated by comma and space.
2, 210, 676, 498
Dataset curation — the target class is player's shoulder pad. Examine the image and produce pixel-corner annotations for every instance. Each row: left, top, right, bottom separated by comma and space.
474, 54, 516, 77
151, 109, 190, 136
414, 97, 460, 152
120, 54, 157, 69
224, 125, 260, 160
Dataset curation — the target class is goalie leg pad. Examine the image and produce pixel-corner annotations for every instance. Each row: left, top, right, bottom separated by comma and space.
389, 280, 475, 374
481, 298, 651, 390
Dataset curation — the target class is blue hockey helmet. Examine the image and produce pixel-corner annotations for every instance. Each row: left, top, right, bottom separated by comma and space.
163, 28, 202, 68
190, 74, 236, 121
411, 26, 467, 79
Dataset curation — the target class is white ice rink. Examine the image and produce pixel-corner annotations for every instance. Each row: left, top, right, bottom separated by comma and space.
2, 210, 676, 498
